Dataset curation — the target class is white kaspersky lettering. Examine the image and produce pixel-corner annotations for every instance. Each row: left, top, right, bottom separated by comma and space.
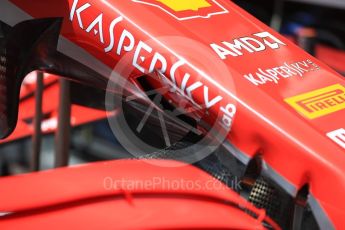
117, 29, 135, 55
70, 0, 236, 129
133, 41, 153, 73
149, 52, 168, 74
70, 0, 91, 29
221, 104, 236, 129
168, 64, 235, 130
327, 128, 345, 149
85, 13, 105, 44
243, 60, 320, 86
169, 60, 202, 106
170, 60, 186, 93
185, 81, 203, 105
169, 61, 222, 110
104, 16, 124, 53
210, 31, 286, 59
70, 0, 126, 54
204, 86, 223, 109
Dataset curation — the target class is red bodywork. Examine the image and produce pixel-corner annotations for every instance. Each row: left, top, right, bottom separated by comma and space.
1, 0, 345, 228
0, 159, 275, 229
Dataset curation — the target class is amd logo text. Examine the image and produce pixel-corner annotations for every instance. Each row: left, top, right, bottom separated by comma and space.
327, 128, 345, 149
210, 32, 286, 59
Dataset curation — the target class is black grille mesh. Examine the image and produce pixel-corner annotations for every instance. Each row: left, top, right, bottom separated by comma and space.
248, 178, 281, 219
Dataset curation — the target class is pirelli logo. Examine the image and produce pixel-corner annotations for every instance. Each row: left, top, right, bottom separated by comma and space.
285, 84, 345, 119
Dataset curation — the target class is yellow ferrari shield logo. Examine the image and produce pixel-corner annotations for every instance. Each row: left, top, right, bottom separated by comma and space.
133, 0, 229, 21
156, 0, 211, 11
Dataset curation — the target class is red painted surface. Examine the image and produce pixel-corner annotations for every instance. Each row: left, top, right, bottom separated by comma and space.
317, 45, 345, 73
0, 159, 274, 229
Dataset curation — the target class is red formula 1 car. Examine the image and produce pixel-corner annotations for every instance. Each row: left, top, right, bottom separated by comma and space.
0, 0, 344, 229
